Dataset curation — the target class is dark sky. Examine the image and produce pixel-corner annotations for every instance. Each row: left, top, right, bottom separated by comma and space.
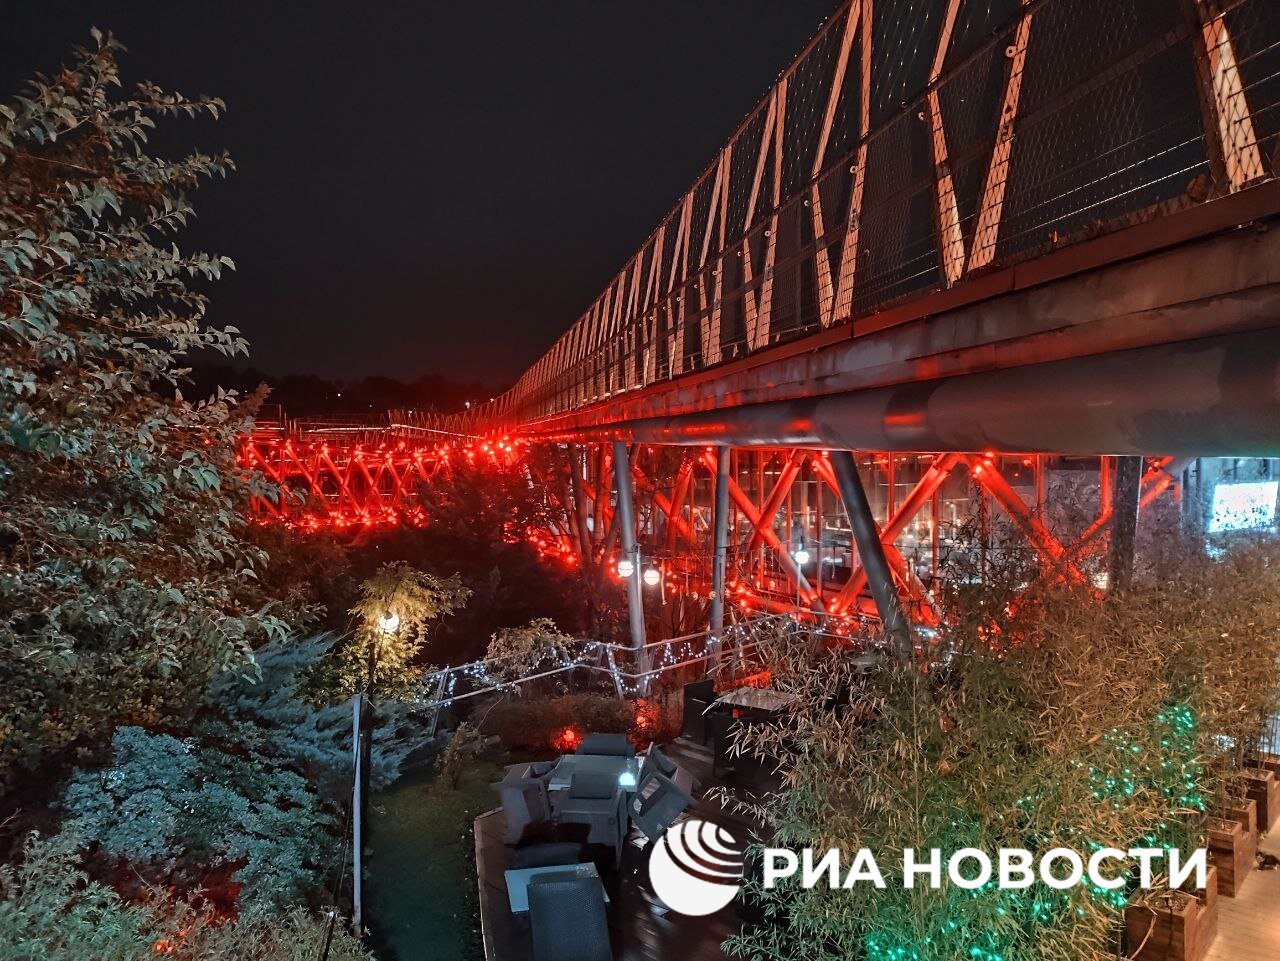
2, 1, 838, 385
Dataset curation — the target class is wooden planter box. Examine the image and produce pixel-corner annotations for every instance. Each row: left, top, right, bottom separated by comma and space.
1244, 768, 1280, 833
1125, 865, 1219, 961
1248, 751, 1280, 776
1207, 799, 1258, 897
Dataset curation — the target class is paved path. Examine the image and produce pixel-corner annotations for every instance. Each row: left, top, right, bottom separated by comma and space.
1204, 829, 1280, 961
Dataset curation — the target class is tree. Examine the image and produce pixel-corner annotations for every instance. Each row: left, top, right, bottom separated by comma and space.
345, 561, 470, 697
0, 34, 292, 787
483, 617, 577, 682
202, 632, 426, 799
361, 449, 595, 664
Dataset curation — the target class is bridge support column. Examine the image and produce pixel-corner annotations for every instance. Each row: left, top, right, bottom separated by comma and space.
708, 446, 731, 671
612, 441, 649, 693
1108, 455, 1143, 593
831, 451, 913, 660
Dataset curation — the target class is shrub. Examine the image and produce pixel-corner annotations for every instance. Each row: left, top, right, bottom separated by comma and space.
0, 829, 370, 961
62, 727, 333, 911
482, 694, 632, 753
435, 722, 487, 790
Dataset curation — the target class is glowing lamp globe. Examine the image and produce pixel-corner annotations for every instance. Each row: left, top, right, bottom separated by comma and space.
793, 548, 811, 565
617, 558, 635, 579
643, 567, 661, 587
377, 611, 401, 634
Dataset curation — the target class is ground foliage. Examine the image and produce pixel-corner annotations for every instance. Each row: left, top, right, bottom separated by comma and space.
62, 725, 333, 912
724, 532, 1280, 961
0, 32, 298, 788
0, 829, 370, 961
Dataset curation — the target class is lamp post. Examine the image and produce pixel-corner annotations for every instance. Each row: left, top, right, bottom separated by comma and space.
353, 609, 400, 932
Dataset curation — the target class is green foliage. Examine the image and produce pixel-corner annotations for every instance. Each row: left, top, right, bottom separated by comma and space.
360, 449, 593, 664
483, 693, 633, 752
62, 726, 333, 911
726, 536, 1280, 961
483, 617, 576, 681
0, 829, 370, 961
0, 829, 163, 961
202, 632, 424, 798
345, 561, 470, 697
0, 33, 294, 787
434, 721, 486, 790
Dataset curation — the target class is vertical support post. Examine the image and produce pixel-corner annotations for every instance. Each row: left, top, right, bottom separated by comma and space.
1108, 455, 1143, 593
709, 445, 731, 669
612, 441, 649, 693
351, 693, 364, 932
567, 444, 593, 561
831, 451, 913, 659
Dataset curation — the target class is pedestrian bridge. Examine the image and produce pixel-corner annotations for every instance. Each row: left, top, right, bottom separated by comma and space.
467, 0, 1280, 458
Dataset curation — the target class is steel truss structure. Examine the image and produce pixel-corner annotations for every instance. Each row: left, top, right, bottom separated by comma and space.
238, 413, 486, 528
467, 0, 1279, 429
240, 423, 1276, 660
541, 444, 1209, 632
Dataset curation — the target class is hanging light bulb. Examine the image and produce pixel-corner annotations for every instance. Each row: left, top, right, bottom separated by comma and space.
378, 611, 401, 634
793, 548, 811, 565
617, 558, 635, 579
643, 566, 661, 587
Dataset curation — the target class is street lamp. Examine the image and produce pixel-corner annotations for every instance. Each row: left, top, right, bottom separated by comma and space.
793, 547, 811, 566
377, 611, 401, 634
617, 558, 635, 579
643, 566, 661, 587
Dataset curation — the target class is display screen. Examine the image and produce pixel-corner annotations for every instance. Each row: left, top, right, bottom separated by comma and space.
1208, 480, 1279, 533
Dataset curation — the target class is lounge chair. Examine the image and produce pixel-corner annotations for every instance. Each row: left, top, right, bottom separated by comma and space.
512, 841, 583, 870
630, 769, 694, 841
557, 771, 627, 864
682, 680, 716, 743
639, 743, 694, 795
528, 871, 612, 961
576, 732, 634, 757
492, 763, 552, 845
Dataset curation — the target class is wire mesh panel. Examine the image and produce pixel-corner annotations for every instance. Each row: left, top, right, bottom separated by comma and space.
485, 0, 1279, 426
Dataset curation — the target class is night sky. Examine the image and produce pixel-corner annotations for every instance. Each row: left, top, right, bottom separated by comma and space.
2, 1, 838, 385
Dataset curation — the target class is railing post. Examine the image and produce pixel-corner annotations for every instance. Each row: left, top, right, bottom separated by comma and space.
612, 441, 649, 693
830, 451, 913, 660
708, 445, 731, 670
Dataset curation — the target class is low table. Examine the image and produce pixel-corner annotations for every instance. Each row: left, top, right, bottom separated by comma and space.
546, 753, 639, 791
715, 686, 794, 712
503, 862, 609, 913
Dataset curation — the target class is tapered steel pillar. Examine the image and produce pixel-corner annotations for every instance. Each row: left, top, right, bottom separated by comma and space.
830, 451, 913, 659
612, 441, 649, 692
567, 444, 592, 560
1108, 455, 1143, 592
708, 445, 731, 669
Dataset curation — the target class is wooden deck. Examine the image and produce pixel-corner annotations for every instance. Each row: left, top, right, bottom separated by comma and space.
1204, 829, 1280, 961
475, 737, 771, 961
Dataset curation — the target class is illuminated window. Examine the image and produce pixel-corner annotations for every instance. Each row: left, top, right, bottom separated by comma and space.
1208, 481, 1278, 533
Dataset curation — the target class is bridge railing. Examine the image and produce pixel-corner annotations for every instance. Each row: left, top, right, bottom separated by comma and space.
468, 0, 1279, 430
414, 612, 829, 712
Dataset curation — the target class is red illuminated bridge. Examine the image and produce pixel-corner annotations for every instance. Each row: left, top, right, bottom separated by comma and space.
250, 0, 1280, 663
